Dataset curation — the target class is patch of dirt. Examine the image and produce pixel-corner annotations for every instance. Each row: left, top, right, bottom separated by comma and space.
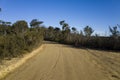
0, 45, 44, 80
1, 42, 120, 80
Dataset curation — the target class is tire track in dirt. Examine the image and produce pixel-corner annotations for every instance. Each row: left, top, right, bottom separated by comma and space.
87, 49, 120, 80
2, 42, 120, 80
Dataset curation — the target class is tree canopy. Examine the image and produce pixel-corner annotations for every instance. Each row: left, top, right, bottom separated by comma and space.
84, 26, 94, 37
30, 19, 43, 28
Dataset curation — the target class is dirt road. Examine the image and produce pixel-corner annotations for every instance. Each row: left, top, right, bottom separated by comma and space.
3, 42, 120, 80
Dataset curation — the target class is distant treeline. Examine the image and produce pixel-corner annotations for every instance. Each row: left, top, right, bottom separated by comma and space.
44, 20, 120, 50
0, 19, 120, 61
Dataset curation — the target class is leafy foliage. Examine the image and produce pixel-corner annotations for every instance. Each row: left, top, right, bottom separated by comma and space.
44, 21, 120, 51
109, 26, 119, 38
30, 19, 43, 28
0, 20, 43, 61
0, 19, 120, 62
84, 26, 94, 37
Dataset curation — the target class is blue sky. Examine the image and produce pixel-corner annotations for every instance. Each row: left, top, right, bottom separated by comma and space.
0, 0, 120, 35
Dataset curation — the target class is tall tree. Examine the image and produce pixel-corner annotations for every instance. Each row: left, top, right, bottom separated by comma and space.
109, 26, 119, 38
72, 27, 77, 33
59, 20, 65, 25
48, 26, 54, 40
59, 20, 71, 43
30, 19, 43, 28
60, 20, 70, 31
54, 27, 61, 41
0, 20, 12, 35
12, 20, 28, 34
84, 26, 94, 37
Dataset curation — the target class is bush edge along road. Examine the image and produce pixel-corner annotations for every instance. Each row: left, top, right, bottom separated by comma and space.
1, 42, 120, 80
0, 45, 44, 80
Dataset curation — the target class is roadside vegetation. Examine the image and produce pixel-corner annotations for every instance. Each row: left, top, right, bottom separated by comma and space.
0, 19, 44, 62
44, 20, 120, 50
0, 8, 120, 62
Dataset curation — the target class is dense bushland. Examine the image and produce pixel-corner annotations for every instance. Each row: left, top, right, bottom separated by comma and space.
0, 20, 44, 61
0, 19, 120, 62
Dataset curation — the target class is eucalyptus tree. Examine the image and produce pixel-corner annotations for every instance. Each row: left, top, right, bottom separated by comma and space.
60, 20, 70, 32
12, 20, 28, 34
59, 20, 71, 43
84, 26, 94, 37
30, 19, 43, 28
0, 20, 12, 35
109, 26, 119, 38
54, 27, 61, 41
48, 26, 54, 40
72, 27, 77, 33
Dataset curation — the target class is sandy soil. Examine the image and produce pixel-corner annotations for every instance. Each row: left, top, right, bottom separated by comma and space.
0, 45, 43, 80
2, 42, 120, 80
